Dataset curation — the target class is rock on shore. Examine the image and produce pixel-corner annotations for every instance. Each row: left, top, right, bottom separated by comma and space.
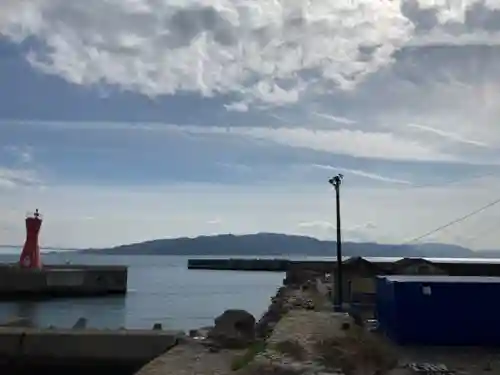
207, 309, 256, 349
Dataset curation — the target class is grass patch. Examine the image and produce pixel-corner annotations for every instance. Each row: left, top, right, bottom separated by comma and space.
314, 329, 397, 375
310, 291, 331, 311
270, 339, 307, 361
230, 340, 267, 371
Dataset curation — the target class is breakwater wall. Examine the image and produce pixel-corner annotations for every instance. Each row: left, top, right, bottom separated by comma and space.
0, 327, 181, 375
0, 264, 127, 300
187, 258, 336, 272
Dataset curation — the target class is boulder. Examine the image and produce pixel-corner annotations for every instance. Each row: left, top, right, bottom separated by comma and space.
72, 317, 87, 329
208, 309, 256, 348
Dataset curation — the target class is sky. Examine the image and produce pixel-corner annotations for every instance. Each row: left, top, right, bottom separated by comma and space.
1, 0, 500, 250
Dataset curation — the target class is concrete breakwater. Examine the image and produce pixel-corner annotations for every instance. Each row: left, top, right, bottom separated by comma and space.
135, 265, 500, 375
135, 267, 396, 375
188, 258, 291, 271
0, 264, 127, 300
0, 325, 181, 375
187, 258, 336, 272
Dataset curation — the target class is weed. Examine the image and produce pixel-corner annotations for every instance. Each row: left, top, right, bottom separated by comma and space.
314, 330, 397, 375
270, 339, 307, 361
230, 340, 266, 371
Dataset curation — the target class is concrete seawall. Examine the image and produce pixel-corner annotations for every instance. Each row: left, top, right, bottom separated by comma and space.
187, 258, 337, 272
0, 264, 127, 300
0, 327, 181, 375
188, 258, 292, 271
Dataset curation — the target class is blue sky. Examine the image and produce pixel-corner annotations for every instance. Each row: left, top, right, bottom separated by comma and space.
1, 0, 500, 249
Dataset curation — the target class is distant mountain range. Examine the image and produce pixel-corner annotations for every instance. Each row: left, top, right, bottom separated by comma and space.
79, 233, 500, 258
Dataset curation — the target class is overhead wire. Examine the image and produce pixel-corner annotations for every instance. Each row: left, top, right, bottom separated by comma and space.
403, 195, 500, 245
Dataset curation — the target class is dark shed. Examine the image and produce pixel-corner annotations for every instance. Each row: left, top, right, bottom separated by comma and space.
376, 275, 500, 346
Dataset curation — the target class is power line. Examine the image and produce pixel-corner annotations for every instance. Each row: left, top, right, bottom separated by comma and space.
403, 195, 500, 245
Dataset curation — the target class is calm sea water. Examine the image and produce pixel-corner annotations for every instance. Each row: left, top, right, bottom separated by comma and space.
0, 252, 284, 331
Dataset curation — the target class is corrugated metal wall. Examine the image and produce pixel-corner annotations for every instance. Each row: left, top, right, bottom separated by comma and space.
376, 276, 500, 346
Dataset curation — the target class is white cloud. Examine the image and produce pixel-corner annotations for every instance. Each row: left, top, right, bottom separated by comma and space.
5, 145, 34, 163
297, 220, 377, 242
407, 123, 489, 148
0, 167, 41, 189
311, 164, 412, 185
298, 220, 335, 230
164, 123, 497, 165
3, 0, 500, 171
4, 0, 498, 107
2, 0, 413, 106
225, 126, 457, 162
224, 101, 248, 112
207, 217, 222, 225
0, 177, 16, 189
2, 2, 500, 169
4, 119, 498, 166
312, 112, 357, 125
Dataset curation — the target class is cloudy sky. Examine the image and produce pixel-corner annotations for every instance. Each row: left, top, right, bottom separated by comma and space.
1, 0, 500, 250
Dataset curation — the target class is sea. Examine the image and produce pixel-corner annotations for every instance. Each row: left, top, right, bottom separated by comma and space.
0, 250, 285, 331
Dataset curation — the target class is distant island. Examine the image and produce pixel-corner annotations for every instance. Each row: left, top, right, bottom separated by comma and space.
78, 233, 500, 258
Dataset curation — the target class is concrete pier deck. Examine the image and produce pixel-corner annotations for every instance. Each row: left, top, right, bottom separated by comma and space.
0, 264, 128, 300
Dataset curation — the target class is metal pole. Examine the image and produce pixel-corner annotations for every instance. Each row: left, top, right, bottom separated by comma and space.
335, 181, 343, 311
329, 174, 343, 312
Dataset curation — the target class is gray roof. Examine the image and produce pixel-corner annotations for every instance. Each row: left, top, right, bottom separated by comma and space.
380, 275, 500, 283
363, 257, 500, 265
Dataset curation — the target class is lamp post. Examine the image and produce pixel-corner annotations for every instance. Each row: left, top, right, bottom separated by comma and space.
328, 174, 343, 311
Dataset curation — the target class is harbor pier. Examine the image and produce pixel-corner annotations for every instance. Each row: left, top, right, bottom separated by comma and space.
0, 264, 127, 300
0, 209, 128, 300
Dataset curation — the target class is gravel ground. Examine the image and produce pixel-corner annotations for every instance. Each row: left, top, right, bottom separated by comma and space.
391, 344, 500, 375
373, 332, 500, 375
135, 341, 243, 375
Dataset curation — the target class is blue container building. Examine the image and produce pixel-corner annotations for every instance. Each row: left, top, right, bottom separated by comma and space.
375, 275, 500, 346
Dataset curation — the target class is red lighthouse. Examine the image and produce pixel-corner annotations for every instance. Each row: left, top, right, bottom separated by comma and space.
19, 209, 43, 269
